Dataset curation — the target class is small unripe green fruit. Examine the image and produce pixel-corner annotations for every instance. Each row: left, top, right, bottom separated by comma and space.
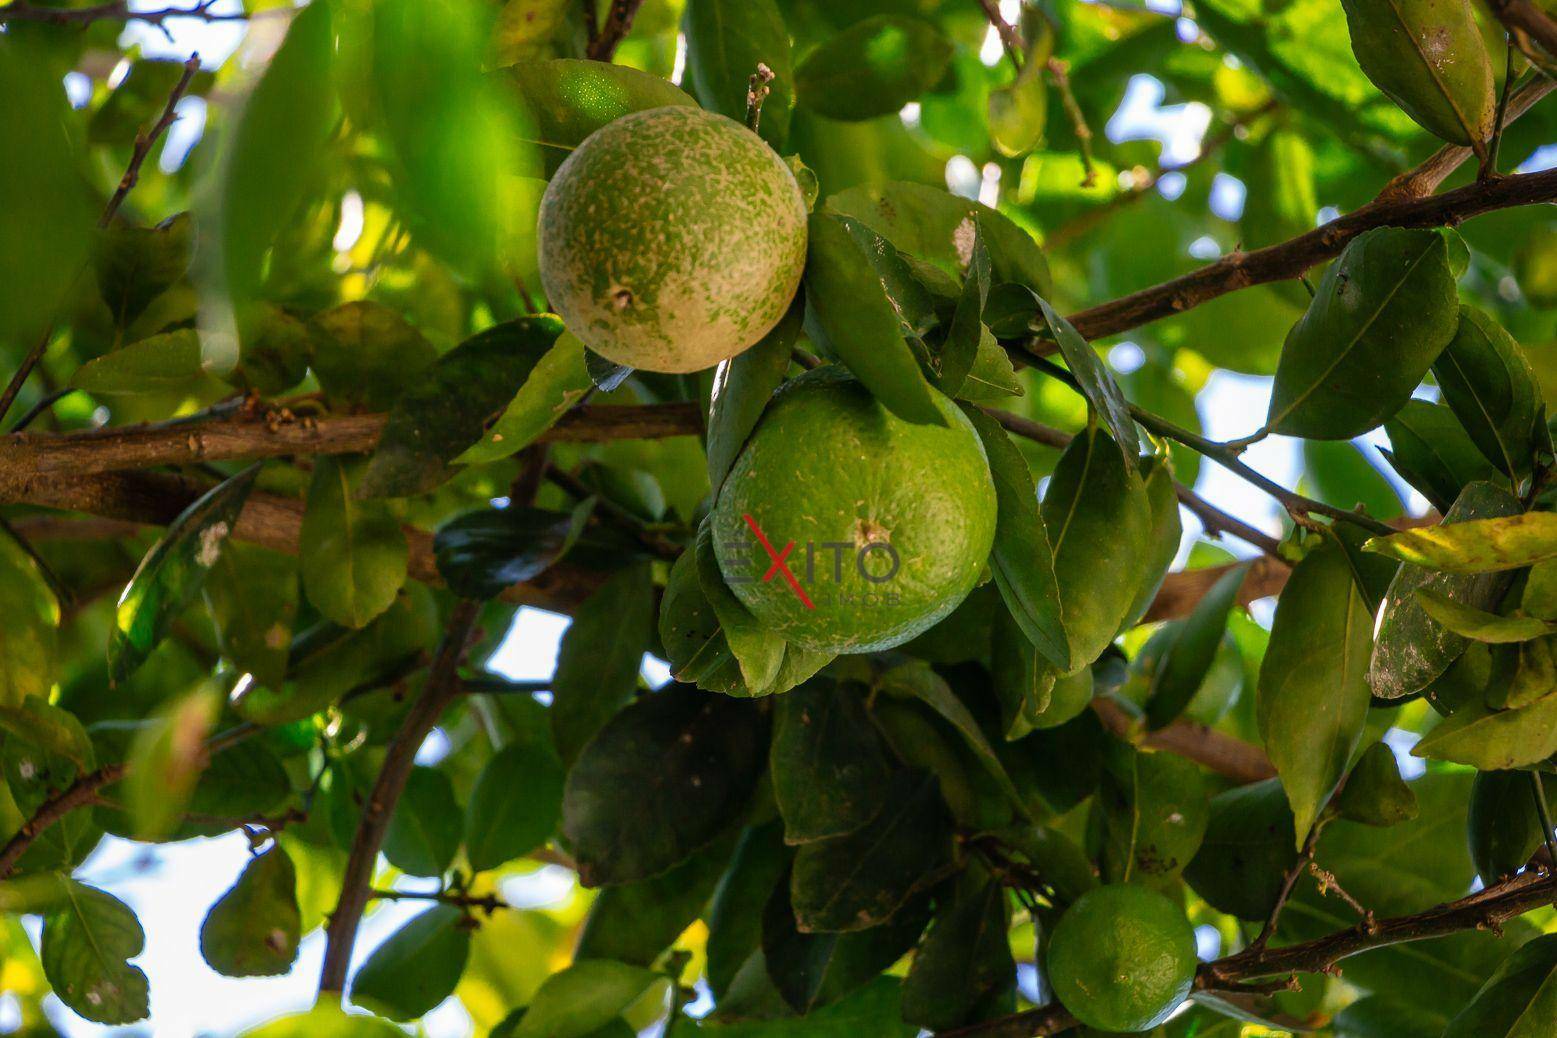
538, 106, 808, 373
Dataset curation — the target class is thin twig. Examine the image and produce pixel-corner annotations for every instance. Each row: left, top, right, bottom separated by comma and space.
0, 0, 252, 28
1309, 861, 1376, 928
1247, 815, 1328, 954
369, 887, 508, 914
1484, 39, 1518, 179
0, 54, 200, 426
584, 0, 644, 61
318, 599, 482, 997
1045, 58, 1095, 188
745, 63, 775, 133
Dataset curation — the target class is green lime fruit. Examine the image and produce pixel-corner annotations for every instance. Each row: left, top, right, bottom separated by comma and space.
1047, 885, 1198, 1033
711, 368, 996, 654
538, 105, 807, 373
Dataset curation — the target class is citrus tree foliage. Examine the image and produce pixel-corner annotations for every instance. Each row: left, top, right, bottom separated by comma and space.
6, 0, 1557, 1036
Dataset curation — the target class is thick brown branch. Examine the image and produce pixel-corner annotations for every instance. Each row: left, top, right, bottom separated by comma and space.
1488, 0, 1557, 58
1091, 693, 1276, 786
1063, 136, 1557, 342
0, 402, 702, 481
318, 599, 481, 996
584, 0, 644, 61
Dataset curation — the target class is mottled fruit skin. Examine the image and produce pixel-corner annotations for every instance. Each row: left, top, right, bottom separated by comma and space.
1047, 885, 1197, 1033
538, 106, 807, 373
712, 368, 997, 654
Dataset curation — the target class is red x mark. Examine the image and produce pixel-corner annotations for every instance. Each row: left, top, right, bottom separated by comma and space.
743, 513, 814, 610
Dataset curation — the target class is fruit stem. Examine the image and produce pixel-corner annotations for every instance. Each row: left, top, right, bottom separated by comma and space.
745, 63, 775, 134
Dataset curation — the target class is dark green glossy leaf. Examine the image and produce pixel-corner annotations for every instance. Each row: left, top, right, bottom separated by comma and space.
1123, 456, 1185, 629
1095, 740, 1209, 887
793, 15, 952, 122
1303, 439, 1405, 522
382, 766, 461, 878
510, 960, 662, 1038
684, 0, 794, 148
1034, 298, 1140, 470
670, 977, 915, 1037
696, 521, 785, 694
576, 831, 735, 965
350, 904, 470, 1021
1442, 933, 1557, 1038
458, 330, 592, 463
202, 544, 296, 690
562, 685, 767, 887
109, 465, 260, 684
301, 457, 408, 629
199, 846, 301, 977
707, 821, 790, 1001
1370, 481, 1522, 699
938, 218, 990, 396
707, 304, 800, 493
550, 562, 653, 767
433, 500, 592, 601
1434, 305, 1541, 482
1267, 228, 1460, 439
1334, 996, 1451, 1038
40, 882, 149, 1025
1382, 400, 1504, 514
1335, 742, 1418, 828
1143, 563, 1246, 730
1184, 779, 1298, 921
771, 679, 892, 844
804, 212, 943, 425
1258, 532, 1372, 844
1468, 771, 1557, 883
964, 407, 1068, 671
900, 867, 1012, 1031
1040, 425, 1152, 669
359, 316, 565, 498
465, 697, 564, 872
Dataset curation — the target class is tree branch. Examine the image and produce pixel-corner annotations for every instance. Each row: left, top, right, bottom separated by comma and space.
1488, 0, 1557, 59
1091, 689, 1277, 786
318, 598, 482, 997
0, 0, 252, 27
940, 864, 1557, 1037
584, 0, 644, 61
1062, 135, 1557, 343
0, 402, 703, 482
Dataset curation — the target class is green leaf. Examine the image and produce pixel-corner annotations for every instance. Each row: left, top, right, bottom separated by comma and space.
1442, 933, 1557, 1038
1382, 400, 1504, 514
240, 1004, 406, 1038
761, 871, 928, 1013
1123, 456, 1185, 629
828, 182, 1049, 296
1303, 439, 1406, 523
793, 15, 952, 122
1266, 227, 1460, 439
771, 679, 893, 843
1433, 305, 1541, 482
684, 0, 794, 148
202, 544, 297, 690
1095, 741, 1209, 887
457, 329, 592, 464
512, 959, 663, 1038
988, 602, 1056, 739
491, 0, 570, 64
124, 684, 219, 841
199, 846, 301, 977
1368, 510, 1557, 574
1415, 589, 1557, 643
1369, 481, 1522, 699
1335, 742, 1418, 828
0, 36, 94, 349
1340, 0, 1495, 147
360, 316, 566, 498
670, 977, 915, 1037
350, 904, 470, 1021
659, 547, 745, 693
576, 831, 735, 965
309, 301, 439, 412
213, 0, 335, 326
1241, 128, 1319, 250
0, 530, 59, 706
804, 212, 943, 425
1143, 563, 1247, 730
502, 58, 695, 165
109, 465, 260, 684
1183, 779, 1298, 921
958, 329, 1023, 402
382, 766, 462, 878
992, 823, 1098, 904
963, 408, 1068, 672
95, 213, 193, 329
70, 329, 219, 397
464, 698, 564, 872
1034, 298, 1141, 470
937, 218, 990, 397
300, 457, 408, 629
1258, 533, 1372, 844
433, 500, 592, 601
40, 882, 149, 1025
1468, 771, 1557, 884
0, 696, 92, 772
1334, 996, 1452, 1038
899, 867, 1012, 1031
1040, 424, 1153, 669
1414, 690, 1557, 770
550, 562, 654, 767
561, 685, 767, 887
696, 522, 785, 695
988, 65, 1047, 159
706, 821, 790, 1000
707, 305, 800, 493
